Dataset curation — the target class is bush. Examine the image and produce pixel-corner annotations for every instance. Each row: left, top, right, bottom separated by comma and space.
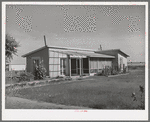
93, 69, 104, 76
19, 72, 34, 82
98, 69, 103, 76
34, 62, 47, 80
111, 68, 118, 75
123, 67, 126, 73
131, 85, 145, 109
102, 67, 111, 76
28, 82, 35, 86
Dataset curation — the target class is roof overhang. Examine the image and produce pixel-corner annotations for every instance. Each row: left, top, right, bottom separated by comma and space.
22, 46, 119, 59
22, 46, 47, 57
79, 52, 115, 58
95, 49, 129, 57
52, 50, 115, 58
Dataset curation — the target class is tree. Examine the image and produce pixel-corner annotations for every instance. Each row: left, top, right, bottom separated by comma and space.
5, 34, 20, 63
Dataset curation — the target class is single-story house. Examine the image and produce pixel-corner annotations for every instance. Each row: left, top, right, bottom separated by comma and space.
22, 46, 129, 77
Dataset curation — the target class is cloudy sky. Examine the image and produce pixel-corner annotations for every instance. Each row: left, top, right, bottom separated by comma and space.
6, 4, 145, 64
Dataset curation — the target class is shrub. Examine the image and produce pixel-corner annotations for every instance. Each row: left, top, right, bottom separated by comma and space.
95, 67, 111, 76
28, 82, 35, 86
65, 77, 72, 81
34, 61, 47, 80
77, 77, 83, 80
17, 82, 27, 87
94, 71, 103, 76
55, 75, 65, 79
131, 85, 145, 109
102, 66, 112, 76
111, 68, 118, 75
19, 72, 34, 82
123, 67, 126, 73
97, 69, 103, 76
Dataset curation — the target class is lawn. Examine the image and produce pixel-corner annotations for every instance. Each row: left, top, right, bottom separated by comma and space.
6, 68, 145, 109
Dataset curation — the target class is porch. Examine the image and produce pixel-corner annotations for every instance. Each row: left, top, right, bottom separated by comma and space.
49, 50, 115, 78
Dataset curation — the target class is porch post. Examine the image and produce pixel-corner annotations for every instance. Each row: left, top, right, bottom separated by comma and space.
76, 59, 78, 75
82, 58, 83, 75
62, 59, 63, 75
80, 58, 82, 77
88, 57, 90, 75
69, 57, 71, 77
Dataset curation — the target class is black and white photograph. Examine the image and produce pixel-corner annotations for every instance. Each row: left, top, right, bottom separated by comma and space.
2, 1, 148, 121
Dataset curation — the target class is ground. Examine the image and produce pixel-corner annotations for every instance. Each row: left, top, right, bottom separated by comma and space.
5, 67, 145, 109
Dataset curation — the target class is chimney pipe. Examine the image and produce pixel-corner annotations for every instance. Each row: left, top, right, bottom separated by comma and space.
44, 35, 47, 47
99, 45, 102, 51
100, 45, 102, 50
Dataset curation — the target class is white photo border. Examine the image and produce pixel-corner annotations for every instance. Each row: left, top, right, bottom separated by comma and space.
2, 1, 149, 121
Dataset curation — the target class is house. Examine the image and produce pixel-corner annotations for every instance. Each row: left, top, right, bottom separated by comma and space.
22, 46, 129, 78
95, 49, 129, 71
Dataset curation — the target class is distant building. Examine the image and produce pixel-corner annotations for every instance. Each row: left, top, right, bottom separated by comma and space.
5, 64, 26, 71
127, 62, 145, 66
22, 46, 129, 77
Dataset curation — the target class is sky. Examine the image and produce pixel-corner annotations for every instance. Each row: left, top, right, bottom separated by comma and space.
6, 4, 145, 64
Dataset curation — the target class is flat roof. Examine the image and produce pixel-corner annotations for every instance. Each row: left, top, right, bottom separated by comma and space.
95, 49, 129, 57
22, 46, 47, 57
51, 50, 115, 58
22, 46, 97, 57
48, 46, 96, 51
22, 46, 124, 58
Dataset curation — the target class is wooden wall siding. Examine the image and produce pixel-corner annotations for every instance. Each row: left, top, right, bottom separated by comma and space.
95, 51, 118, 68
90, 58, 112, 73
49, 50, 67, 77
26, 47, 49, 76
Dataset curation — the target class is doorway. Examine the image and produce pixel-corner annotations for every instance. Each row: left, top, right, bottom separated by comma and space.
71, 58, 81, 76
83, 58, 89, 74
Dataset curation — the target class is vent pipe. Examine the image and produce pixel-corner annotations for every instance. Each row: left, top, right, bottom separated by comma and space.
98, 45, 102, 51
44, 35, 47, 47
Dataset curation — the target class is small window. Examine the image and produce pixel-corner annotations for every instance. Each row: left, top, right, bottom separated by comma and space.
33, 59, 39, 66
31, 57, 40, 73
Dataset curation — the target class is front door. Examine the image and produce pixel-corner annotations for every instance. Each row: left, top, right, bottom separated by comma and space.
71, 58, 81, 76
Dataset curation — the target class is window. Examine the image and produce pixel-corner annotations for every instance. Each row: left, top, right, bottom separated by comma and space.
33, 59, 39, 66
60, 58, 66, 75
31, 57, 41, 73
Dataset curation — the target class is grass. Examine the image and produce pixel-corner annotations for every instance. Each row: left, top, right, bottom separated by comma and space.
6, 68, 145, 109
128, 65, 145, 70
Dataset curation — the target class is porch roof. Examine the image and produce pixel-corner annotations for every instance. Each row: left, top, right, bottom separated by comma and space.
75, 51, 115, 58
54, 50, 115, 58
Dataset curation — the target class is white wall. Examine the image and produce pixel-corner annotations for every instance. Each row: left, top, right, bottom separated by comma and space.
118, 54, 127, 70
9, 64, 26, 71
49, 50, 67, 77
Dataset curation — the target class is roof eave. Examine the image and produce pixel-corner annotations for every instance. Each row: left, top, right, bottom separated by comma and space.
95, 49, 129, 58
22, 46, 47, 57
